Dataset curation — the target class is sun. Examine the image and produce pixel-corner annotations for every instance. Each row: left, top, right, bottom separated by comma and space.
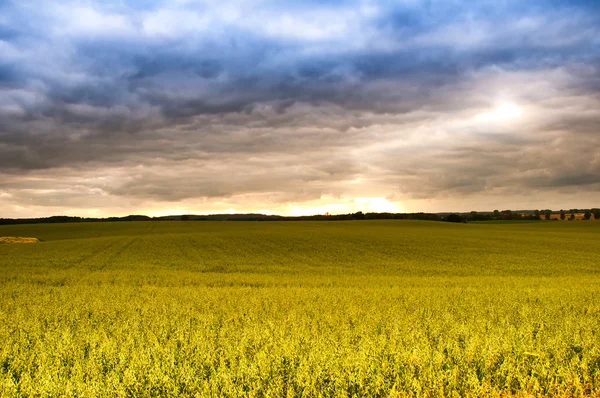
475, 103, 523, 123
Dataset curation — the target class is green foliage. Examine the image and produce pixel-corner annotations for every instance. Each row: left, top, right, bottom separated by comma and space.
1, 221, 600, 396
445, 213, 464, 223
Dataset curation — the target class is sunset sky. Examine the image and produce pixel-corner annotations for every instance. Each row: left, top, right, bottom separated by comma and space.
1, 0, 599, 218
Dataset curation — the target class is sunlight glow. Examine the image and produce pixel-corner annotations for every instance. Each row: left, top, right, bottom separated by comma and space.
286, 197, 403, 217
475, 103, 523, 123
354, 197, 401, 213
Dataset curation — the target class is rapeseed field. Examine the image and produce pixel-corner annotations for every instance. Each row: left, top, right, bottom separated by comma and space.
0, 221, 599, 396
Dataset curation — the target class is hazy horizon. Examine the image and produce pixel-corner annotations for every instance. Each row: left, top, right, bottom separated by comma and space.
2, 207, 597, 221
1, 1, 599, 218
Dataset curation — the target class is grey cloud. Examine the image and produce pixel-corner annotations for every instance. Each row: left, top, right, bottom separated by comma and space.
1, 0, 600, 215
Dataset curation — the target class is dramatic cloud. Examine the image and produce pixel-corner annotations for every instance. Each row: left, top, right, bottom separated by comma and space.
1, 0, 599, 217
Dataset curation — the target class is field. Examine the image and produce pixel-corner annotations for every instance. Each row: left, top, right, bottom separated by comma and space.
1, 220, 599, 397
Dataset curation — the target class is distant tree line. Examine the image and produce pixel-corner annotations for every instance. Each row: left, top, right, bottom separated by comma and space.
1, 209, 598, 225
463, 208, 600, 222
0, 215, 152, 225
286, 212, 445, 221
466, 210, 543, 221
0, 212, 446, 225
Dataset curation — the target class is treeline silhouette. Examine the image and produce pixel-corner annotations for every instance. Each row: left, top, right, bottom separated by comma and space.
466, 209, 600, 222
0, 215, 153, 225
1, 209, 598, 225
0, 212, 443, 225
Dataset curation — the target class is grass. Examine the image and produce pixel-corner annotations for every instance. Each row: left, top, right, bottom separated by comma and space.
0, 220, 599, 396
0, 237, 40, 244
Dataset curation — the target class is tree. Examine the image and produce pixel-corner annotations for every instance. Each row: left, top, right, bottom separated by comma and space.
493, 210, 500, 220
353, 211, 365, 220
469, 211, 487, 221
584, 211, 592, 220
569, 213, 575, 221
592, 209, 600, 220
544, 210, 552, 220
534, 210, 541, 220
445, 214, 464, 223
560, 210, 565, 220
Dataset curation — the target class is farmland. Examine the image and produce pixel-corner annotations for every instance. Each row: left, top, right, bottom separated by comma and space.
1, 220, 599, 396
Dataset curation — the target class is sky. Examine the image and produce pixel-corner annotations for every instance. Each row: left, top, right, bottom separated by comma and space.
1, 0, 599, 218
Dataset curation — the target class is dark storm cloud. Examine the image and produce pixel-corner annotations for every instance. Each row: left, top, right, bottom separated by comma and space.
0, 0, 599, 215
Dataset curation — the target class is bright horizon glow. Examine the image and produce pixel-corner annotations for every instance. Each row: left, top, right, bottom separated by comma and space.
285, 197, 404, 217
142, 197, 405, 218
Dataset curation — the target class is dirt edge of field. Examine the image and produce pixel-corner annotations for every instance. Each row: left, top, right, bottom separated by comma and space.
0, 236, 40, 244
